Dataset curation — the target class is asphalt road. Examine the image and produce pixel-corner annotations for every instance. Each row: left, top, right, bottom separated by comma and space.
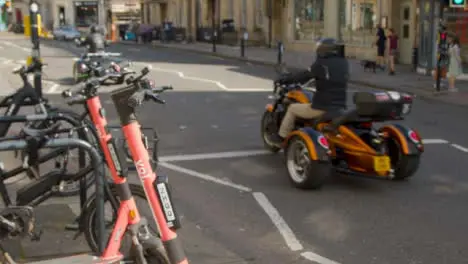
0, 36, 468, 264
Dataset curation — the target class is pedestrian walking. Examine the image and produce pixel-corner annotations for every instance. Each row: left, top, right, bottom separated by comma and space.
447, 34, 462, 92
375, 24, 387, 70
387, 28, 399, 75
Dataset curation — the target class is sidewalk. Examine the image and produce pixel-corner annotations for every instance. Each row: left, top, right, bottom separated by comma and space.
121, 40, 468, 107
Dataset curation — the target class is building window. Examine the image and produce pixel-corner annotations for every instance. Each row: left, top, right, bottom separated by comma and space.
255, 0, 263, 27
74, 1, 98, 27
339, 0, 378, 46
294, 0, 324, 41
443, 5, 468, 74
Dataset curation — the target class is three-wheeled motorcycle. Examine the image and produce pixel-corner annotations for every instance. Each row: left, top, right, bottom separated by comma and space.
261, 79, 424, 190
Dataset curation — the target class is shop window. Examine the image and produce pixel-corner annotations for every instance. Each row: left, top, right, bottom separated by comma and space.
74, 1, 98, 27
339, 0, 378, 46
294, 0, 324, 41
443, 9, 468, 73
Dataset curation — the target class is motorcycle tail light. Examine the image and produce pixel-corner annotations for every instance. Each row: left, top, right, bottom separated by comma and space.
317, 136, 329, 149
361, 122, 372, 128
402, 93, 413, 102
408, 130, 420, 143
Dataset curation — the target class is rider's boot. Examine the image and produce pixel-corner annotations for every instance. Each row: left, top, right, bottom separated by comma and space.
270, 134, 285, 147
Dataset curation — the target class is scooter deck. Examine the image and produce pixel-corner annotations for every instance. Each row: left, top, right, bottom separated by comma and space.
27, 254, 122, 264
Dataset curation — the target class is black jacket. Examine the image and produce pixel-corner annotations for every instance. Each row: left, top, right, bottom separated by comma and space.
277, 55, 349, 112
83, 32, 105, 53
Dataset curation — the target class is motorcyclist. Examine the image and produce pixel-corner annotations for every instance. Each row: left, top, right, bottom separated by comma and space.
80, 24, 106, 53
271, 38, 349, 145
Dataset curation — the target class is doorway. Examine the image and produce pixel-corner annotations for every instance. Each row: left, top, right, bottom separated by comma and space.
399, 1, 414, 64
58, 6, 65, 25
160, 3, 168, 22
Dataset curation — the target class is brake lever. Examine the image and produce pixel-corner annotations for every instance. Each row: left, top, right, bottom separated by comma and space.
148, 93, 165, 104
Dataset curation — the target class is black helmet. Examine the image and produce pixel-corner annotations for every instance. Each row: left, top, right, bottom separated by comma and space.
315, 38, 342, 58
89, 24, 98, 33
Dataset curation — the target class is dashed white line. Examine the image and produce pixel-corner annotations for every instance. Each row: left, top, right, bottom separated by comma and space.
47, 83, 60, 93
158, 162, 252, 192
301, 252, 341, 264
253, 192, 304, 252
159, 150, 272, 162
422, 139, 449, 144
451, 144, 468, 153
2, 60, 11, 64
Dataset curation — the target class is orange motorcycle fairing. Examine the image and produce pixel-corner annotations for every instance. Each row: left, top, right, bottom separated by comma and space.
316, 123, 391, 176
287, 90, 311, 104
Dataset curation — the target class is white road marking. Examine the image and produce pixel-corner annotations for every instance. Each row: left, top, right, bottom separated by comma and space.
451, 144, 468, 153
253, 192, 304, 251
3, 60, 11, 64
150, 66, 229, 90
0, 46, 4, 49
47, 83, 60, 93
158, 162, 252, 192
422, 139, 449, 144
301, 252, 341, 264
159, 150, 272, 162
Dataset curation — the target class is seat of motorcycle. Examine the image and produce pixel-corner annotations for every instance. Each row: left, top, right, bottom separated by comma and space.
296, 109, 345, 125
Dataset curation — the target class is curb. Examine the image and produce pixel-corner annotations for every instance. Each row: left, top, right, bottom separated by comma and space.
118, 41, 468, 108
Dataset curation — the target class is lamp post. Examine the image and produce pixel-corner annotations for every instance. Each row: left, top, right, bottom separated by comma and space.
211, 0, 216, 52
29, 0, 42, 98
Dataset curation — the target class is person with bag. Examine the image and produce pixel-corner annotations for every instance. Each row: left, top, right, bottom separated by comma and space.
447, 34, 462, 92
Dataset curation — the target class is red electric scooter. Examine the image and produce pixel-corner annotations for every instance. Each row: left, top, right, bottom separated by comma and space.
62, 66, 188, 264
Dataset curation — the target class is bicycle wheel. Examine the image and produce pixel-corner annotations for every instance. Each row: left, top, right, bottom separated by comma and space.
25, 106, 99, 196
82, 183, 168, 263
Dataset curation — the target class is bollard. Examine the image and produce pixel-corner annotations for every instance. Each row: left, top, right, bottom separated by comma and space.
411, 47, 418, 72
241, 31, 248, 57
277, 41, 284, 65
212, 30, 217, 53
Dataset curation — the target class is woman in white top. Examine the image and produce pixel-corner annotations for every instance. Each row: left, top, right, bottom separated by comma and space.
447, 35, 463, 92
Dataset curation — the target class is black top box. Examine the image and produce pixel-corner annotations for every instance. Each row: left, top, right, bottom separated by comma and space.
353, 91, 413, 120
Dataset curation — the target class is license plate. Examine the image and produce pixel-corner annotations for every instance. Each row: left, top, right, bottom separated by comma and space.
373, 156, 391, 172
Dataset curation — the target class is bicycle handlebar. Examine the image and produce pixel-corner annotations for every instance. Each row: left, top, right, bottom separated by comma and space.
12, 59, 47, 85
63, 66, 151, 105
128, 85, 173, 108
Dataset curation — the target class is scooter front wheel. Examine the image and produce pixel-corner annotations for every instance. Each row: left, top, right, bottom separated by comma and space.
82, 183, 168, 263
